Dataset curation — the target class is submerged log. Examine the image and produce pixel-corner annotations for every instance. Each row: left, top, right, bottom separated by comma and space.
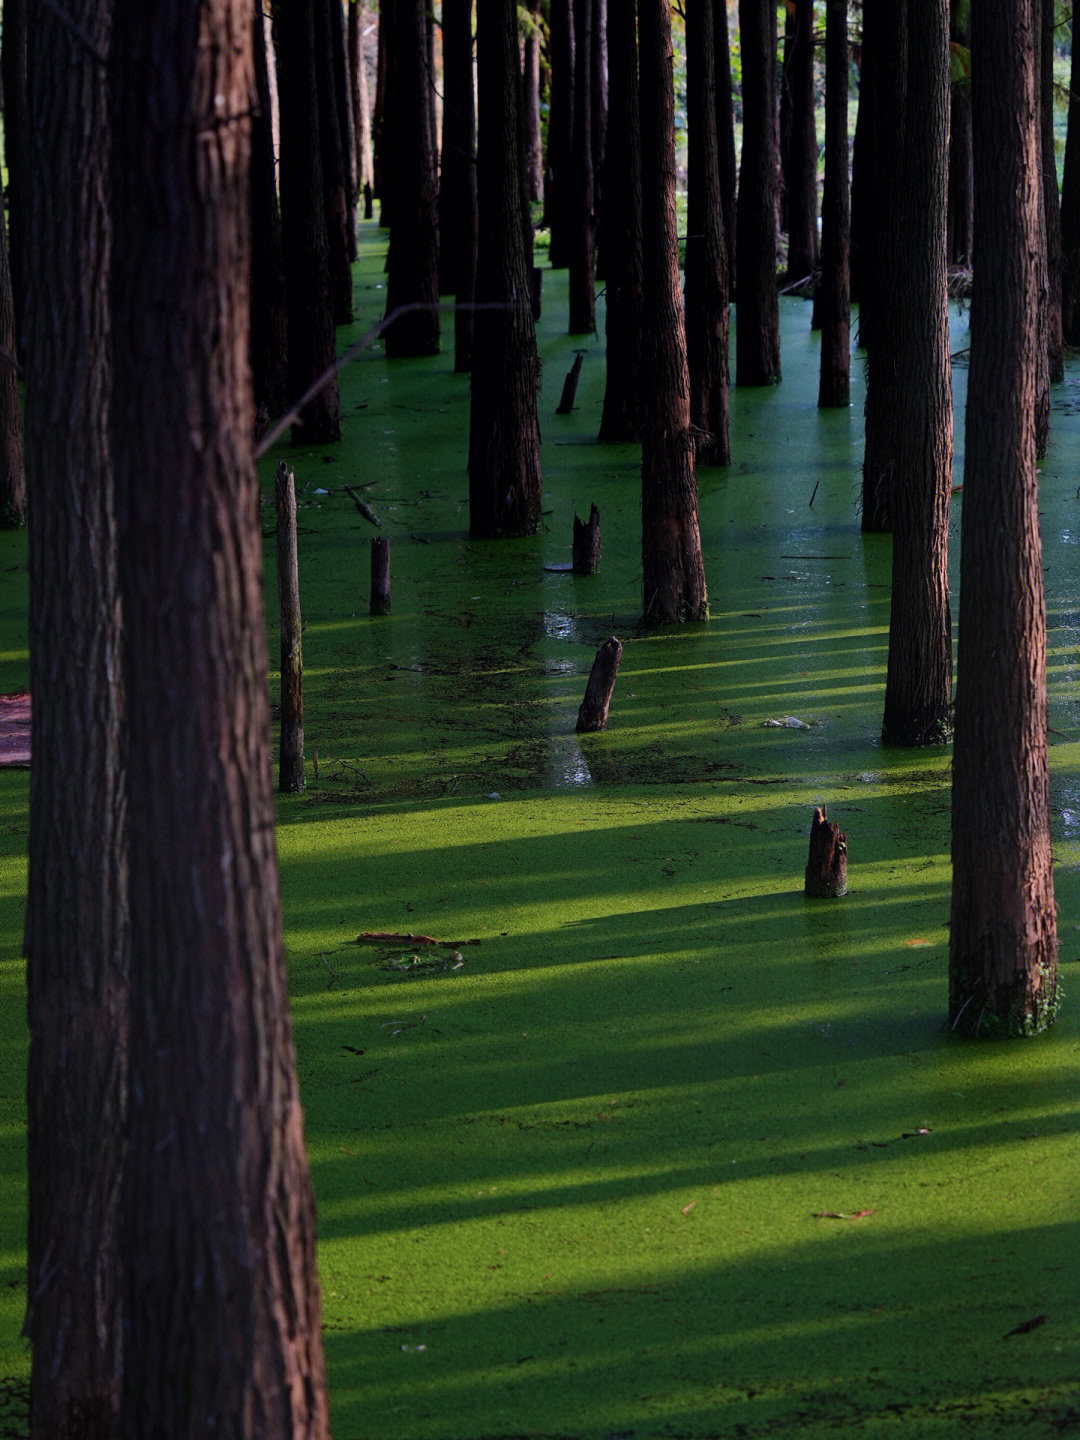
556, 351, 585, 413
805, 805, 847, 897
370, 535, 391, 615
572, 503, 601, 573
576, 636, 622, 732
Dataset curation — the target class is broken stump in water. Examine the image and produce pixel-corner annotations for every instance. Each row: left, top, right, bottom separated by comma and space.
576, 636, 622, 732
556, 352, 585, 414
370, 536, 391, 615
805, 806, 847, 897
572, 504, 601, 574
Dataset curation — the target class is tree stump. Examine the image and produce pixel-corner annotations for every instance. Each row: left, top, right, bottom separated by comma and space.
572, 503, 601, 573
370, 535, 391, 615
275, 461, 304, 792
556, 351, 585, 414
804, 806, 846, 897
576, 636, 622, 732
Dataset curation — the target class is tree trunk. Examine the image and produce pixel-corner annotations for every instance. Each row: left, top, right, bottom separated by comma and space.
849, 1, 879, 326
568, 0, 597, 334
277, 0, 341, 443
276, 463, 305, 793
685, 0, 730, 467
468, 0, 542, 537
804, 807, 847, 897
439, 0, 477, 302
735, 0, 781, 386
1, 0, 27, 342
1061, 5, 1080, 341
24, 2, 124, 1432
816, 0, 850, 409
591, 0, 607, 232
598, 0, 644, 441
639, 0, 708, 624
374, 0, 390, 218
880, 0, 953, 748
251, 0, 290, 428
316, 0, 356, 315
784, 0, 818, 284
947, 0, 973, 267
573, 503, 601, 573
949, 0, 1058, 1038
577, 636, 622, 731
350, 0, 375, 196
714, 3, 738, 291
546, 0, 574, 268
110, 0, 332, 1427
524, 0, 544, 204
1039, 0, 1063, 384
0, 196, 23, 525
384, 0, 440, 356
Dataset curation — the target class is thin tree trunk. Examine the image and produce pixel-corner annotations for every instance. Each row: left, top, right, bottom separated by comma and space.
598, 0, 644, 441
276, 462, 305, 793
1039, 0, 1063, 384
440, 0, 476, 299
316, 0, 355, 321
111, 0, 332, 1428
849, 2, 879, 326
374, 0, 390, 219
639, 0, 708, 624
1061, 5, 1080, 341
1, 0, 27, 342
524, 0, 544, 203
816, 0, 850, 408
950, 0, 1058, 1038
685, 0, 730, 466
568, 0, 597, 334
736, 0, 781, 386
349, 0, 375, 196
947, 0, 973, 266
546, 0, 574, 268
714, 3, 738, 290
784, 0, 818, 283
468, 0, 542, 537
252, 0, 290, 428
0, 199, 23, 525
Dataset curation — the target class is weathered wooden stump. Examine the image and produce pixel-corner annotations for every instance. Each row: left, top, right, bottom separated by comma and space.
572, 503, 601, 574
804, 806, 847, 897
576, 636, 622, 733
370, 535, 391, 615
556, 352, 585, 414
275, 461, 304, 792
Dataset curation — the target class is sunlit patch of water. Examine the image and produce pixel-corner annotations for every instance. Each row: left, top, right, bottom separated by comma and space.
543, 612, 583, 644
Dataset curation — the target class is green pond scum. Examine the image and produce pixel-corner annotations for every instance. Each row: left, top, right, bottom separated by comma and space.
1, 227, 1080, 1436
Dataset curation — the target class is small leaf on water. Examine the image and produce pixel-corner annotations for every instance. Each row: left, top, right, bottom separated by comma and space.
681, 1201, 697, 1215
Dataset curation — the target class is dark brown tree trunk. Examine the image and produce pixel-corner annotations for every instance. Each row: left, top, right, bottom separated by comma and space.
1061, 6, 1080, 341
370, 534, 392, 614
784, 0, 818, 283
591, 0, 607, 226
849, 2, 879, 326
439, 0, 476, 299
568, 0, 597, 333
1, 0, 27, 342
685, 0, 730, 467
251, 0, 290, 428
384, 0, 440, 355
1032, 0, 1051, 456
524, 0, 544, 204
110, 0, 333, 1427
1039, 0, 1063, 384
277, 0, 341, 442
714, 4, 738, 291
276, 463, 305, 793
350, 1, 375, 197
0, 198, 23, 525
598, 0, 644, 442
736, 0, 781, 386
468, 0, 542, 537
546, 0, 574, 268
316, 0, 356, 311
374, 0, 390, 219
861, 1, 906, 531
947, 0, 973, 267
24, 2, 124, 1433
573, 503, 601, 573
639, 0, 708, 624
950, 0, 1058, 1038
577, 636, 622, 731
804, 807, 847, 897
880, 0, 953, 748
816, 0, 850, 408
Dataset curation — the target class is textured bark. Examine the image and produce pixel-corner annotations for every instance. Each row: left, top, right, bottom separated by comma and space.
714, 4, 738, 291
816, 0, 850, 409
684, 0, 730, 467
947, 0, 973, 267
524, 0, 544, 204
276, 463, 305, 793
783, 0, 818, 283
735, 0, 781, 386
1061, 8, 1080, 341
384, 0, 440, 356
576, 637, 622, 732
598, 0, 644, 441
572, 503, 601, 574
546, 0, 574, 268
568, 0, 597, 334
639, 0, 707, 624
349, 1, 375, 195
591, 0, 607, 228
1, 0, 28, 339
110, 0, 332, 1429
804, 807, 847, 897
24, 1, 125, 1432
880, 0, 953, 748
1038, 0, 1063, 385
439, 0, 474, 298
0, 199, 23, 525
315, 0, 355, 316
849, 0, 879, 323
950, 0, 1058, 1038
468, 0, 542, 538
277, 0, 341, 442
251, 0, 290, 426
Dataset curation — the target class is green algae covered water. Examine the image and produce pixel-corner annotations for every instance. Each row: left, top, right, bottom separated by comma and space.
1, 231, 1079, 1435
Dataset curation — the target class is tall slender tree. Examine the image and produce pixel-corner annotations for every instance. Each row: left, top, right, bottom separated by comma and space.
947, 0, 973, 267
816, 0, 850, 408
684, 0, 730, 466
736, 0, 781, 385
950, 0, 1058, 1037
783, 0, 818, 284
24, 2, 125, 1432
441, 0, 477, 371
568, 0, 597, 333
1039, 0, 1063, 384
714, 3, 738, 289
523, 0, 545, 204
546, 0, 575, 269
469, 0, 542, 537
639, 0, 708, 623
110, 0, 333, 1428
1061, 3, 1080, 341
0, 205, 23, 525
1, 0, 28, 339
251, 0, 290, 427
316, 0, 356, 318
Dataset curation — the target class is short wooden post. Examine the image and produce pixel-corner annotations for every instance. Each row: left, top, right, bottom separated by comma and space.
370, 535, 391, 615
275, 461, 304, 793
556, 351, 584, 414
576, 637, 622, 732
804, 806, 847, 897
572, 503, 601, 574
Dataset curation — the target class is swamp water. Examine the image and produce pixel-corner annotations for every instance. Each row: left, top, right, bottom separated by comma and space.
1, 226, 1079, 1435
